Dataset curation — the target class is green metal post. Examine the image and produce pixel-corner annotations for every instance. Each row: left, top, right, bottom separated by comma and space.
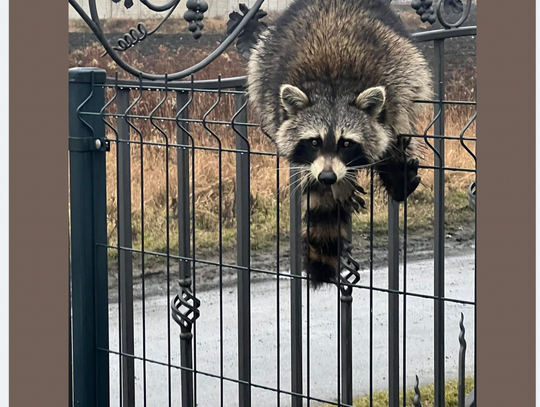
69, 67, 109, 407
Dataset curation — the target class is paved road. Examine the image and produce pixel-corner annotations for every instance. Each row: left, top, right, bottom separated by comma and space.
108, 251, 475, 406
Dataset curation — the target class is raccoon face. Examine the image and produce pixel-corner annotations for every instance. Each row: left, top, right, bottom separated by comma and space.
277, 84, 391, 186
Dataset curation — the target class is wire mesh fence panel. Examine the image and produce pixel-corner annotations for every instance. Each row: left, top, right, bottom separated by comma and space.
69, 5, 477, 406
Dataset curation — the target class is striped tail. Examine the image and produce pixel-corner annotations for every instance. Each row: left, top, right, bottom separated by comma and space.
302, 189, 351, 289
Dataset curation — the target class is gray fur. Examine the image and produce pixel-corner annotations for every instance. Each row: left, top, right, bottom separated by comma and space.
247, 0, 432, 162
247, 0, 433, 286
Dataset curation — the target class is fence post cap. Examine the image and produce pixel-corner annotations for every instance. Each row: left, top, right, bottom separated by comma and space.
69, 67, 107, 84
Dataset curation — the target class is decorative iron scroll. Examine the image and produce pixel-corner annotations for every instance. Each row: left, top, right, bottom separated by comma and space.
227, 3, 268, 59
413, 375, 423, 407
68, 0, 266, 80
68, 0, 473, 90
184, 0, 209, 39
437, 0, 473, 29
171, 286, 201, 331
411, 0, 437, 24
339, 240, 361, 294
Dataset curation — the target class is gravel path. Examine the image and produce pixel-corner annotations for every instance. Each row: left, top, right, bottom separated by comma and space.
107, 250, 475, 406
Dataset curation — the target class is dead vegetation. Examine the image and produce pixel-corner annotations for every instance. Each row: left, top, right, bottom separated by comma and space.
69, 16, 476, 262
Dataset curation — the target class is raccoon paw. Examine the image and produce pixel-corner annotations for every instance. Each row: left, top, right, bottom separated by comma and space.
377, 158, 421, 202
347, 193, 367, 213
333, 181, 367, 213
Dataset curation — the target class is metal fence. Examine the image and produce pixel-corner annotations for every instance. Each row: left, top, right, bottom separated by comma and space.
69, 12, 476, 407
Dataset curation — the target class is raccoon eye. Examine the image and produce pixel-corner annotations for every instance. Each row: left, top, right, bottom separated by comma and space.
343, 140, 351, 148
311, 139, 319, 147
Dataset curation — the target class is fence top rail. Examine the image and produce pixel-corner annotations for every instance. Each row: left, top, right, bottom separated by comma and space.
412, 25, 476, 42
103, 76, 248, 91
100, 75, 479, 107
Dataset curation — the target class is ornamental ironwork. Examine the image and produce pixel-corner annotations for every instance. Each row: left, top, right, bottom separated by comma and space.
69, 0, 473, 80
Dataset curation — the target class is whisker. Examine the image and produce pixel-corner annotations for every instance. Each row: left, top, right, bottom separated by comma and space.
346, 159, 390, 171
287, 177, 304, 189
290, 177, 309, 197
285, 172, 310, 187
277, 166, 310, 171
345, 156, 390, 168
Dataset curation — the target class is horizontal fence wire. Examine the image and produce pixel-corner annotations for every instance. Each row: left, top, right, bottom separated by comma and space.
71, 64, 476, 407
97, 242, 475, 306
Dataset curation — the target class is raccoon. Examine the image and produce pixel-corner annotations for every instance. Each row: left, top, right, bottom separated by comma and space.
247, 0, 433, 287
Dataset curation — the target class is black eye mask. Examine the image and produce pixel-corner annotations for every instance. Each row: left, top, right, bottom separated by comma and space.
290, 137, 370, 169
290, 138, 322, 165
337, 140, 369, 168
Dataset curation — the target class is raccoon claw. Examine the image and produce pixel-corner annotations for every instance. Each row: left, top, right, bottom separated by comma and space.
354, 194, 367, 209
348, 200, 360, 213
408, 158, 420, 171
349, 194, 366, 213
377, 157, 421, 202
356, 184, 367, 195
342, 193, 365, 213
345, 187, 367, 213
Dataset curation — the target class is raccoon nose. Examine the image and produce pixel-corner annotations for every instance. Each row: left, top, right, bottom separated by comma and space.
318, 171, 337, 185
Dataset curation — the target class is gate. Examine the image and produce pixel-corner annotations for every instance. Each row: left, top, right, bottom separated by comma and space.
69, 1, 477, 406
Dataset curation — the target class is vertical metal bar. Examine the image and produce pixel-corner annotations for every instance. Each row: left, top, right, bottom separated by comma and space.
176, 91, 195, 407
177, 91, 191, 285
473, 97, 477, 407
235, 92, 251, 407
117, 88, 135, 407
125, 77, 147, 406
369, 169, 374, 407
388, 198, 400, 407
202, 79, 224, 407
68, 224, 73, 407
340, 291, 353, 406
179, 325, 194, 407
341, 226, 353, 406
433, 38, 446, 407
289, 168, 302, 407
93, 92, 110, 407
190, 78, 199, 407
458, 313, 467, 407
276, 155, 281, 407
305, 188, 310, 407
336, 206, 342, 407
69, 67, 109, 407
115, 81, 124, 407
147, 79, 172, 407
403, 158, 408, 407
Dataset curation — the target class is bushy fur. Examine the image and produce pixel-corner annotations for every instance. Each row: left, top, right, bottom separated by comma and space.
247, 0, 433, 287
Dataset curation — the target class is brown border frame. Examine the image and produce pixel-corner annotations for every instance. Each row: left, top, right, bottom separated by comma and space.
8, 0, 536, 406
477, 0, 536, 405
9, 1, 68, 406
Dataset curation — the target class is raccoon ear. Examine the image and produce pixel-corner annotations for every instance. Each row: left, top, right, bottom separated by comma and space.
280, 84, 309, 115
355, 86, 386, 118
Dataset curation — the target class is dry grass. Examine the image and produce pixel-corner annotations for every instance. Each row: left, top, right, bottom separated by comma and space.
69, 35, 476, 263
322, 377, 474, 407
